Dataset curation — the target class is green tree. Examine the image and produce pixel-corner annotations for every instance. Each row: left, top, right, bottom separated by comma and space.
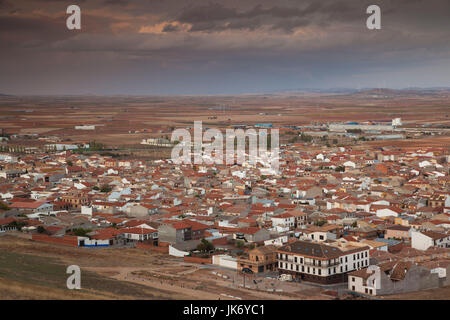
236, 240, 245, 248
315, 220, 327, 227
0, 201, 10, 211
37, 226, 46, 234
72, 228, 91, 237
100, 184, 112, 193
196, 239, 214, 252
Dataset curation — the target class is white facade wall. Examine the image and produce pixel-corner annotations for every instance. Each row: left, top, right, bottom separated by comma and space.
376, 208, 399, 218
81, 206, 93, 216
212, 254, 238, 270
169, 245, 189, 257
271, 216, 295, 229
348, 275, 376, 296
412, 231, 435, 251
277, 249, 370, 277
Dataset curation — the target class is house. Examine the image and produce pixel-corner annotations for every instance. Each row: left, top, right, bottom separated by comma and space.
122, 227, 159, 244
61, 191, 90, 209
300, 225, 344, 242
376, 207, 404, 218
287, 210, 309, 228
348, 261, 450, 296
9, 201, 53, 216
292, 186, 322, 199
361, 239, 389, 252
271, 213, 295, 230
0, 216, 16, 231
411, 230, 450, 250
277, 240, 370, 284
182, 219, 209, 240
127, 204, 159, 217
158, 221, 192, 244
237, 245, 278, 273
429, 194, 447, 208
385, 225, 411, 240
235, 227, 270, 243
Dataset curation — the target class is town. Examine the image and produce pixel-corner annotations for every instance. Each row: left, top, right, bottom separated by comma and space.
0, 93, 449, 300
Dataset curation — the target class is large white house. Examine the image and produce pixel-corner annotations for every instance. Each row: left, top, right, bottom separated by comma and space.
411, 230, 450, 251
277, 240, 370, 284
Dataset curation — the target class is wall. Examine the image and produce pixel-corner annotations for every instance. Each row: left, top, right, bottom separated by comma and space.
378, 264, 450, 295
411, 231, 433, 250
169, 245, 189, 257
212, 254, 238, 270
184, 256, 212, 264
158, 224, 177, 243
32, 234, 78, 247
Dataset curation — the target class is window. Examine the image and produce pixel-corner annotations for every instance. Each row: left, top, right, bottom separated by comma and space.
318, 269, 321, 275
300, 258, 303, 264
294, 257, 297, 263
302, 266, 305, 272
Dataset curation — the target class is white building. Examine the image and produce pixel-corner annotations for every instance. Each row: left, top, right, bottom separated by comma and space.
75, 125, 96, 130
212, 254, 238, 270
411, 230, 450, 251
271, 213, 295, 229
277, 240, 370, 284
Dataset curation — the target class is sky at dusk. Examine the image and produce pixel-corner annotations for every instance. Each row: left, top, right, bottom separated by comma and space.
1, 0, 450, 95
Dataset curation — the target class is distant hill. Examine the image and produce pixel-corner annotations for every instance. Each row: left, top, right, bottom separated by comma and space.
259, 87, 450, 97
340, 88, 450, 99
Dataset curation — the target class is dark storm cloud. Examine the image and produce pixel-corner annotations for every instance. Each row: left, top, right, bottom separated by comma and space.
175, 2, 329, 32
0, 0, 450, 94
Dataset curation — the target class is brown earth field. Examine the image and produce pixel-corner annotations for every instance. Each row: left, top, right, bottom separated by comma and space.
0, 91, 449, 148
0, 234, 330, 300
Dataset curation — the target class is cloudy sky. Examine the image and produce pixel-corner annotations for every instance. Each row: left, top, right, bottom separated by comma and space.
1, 0, 450, 94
